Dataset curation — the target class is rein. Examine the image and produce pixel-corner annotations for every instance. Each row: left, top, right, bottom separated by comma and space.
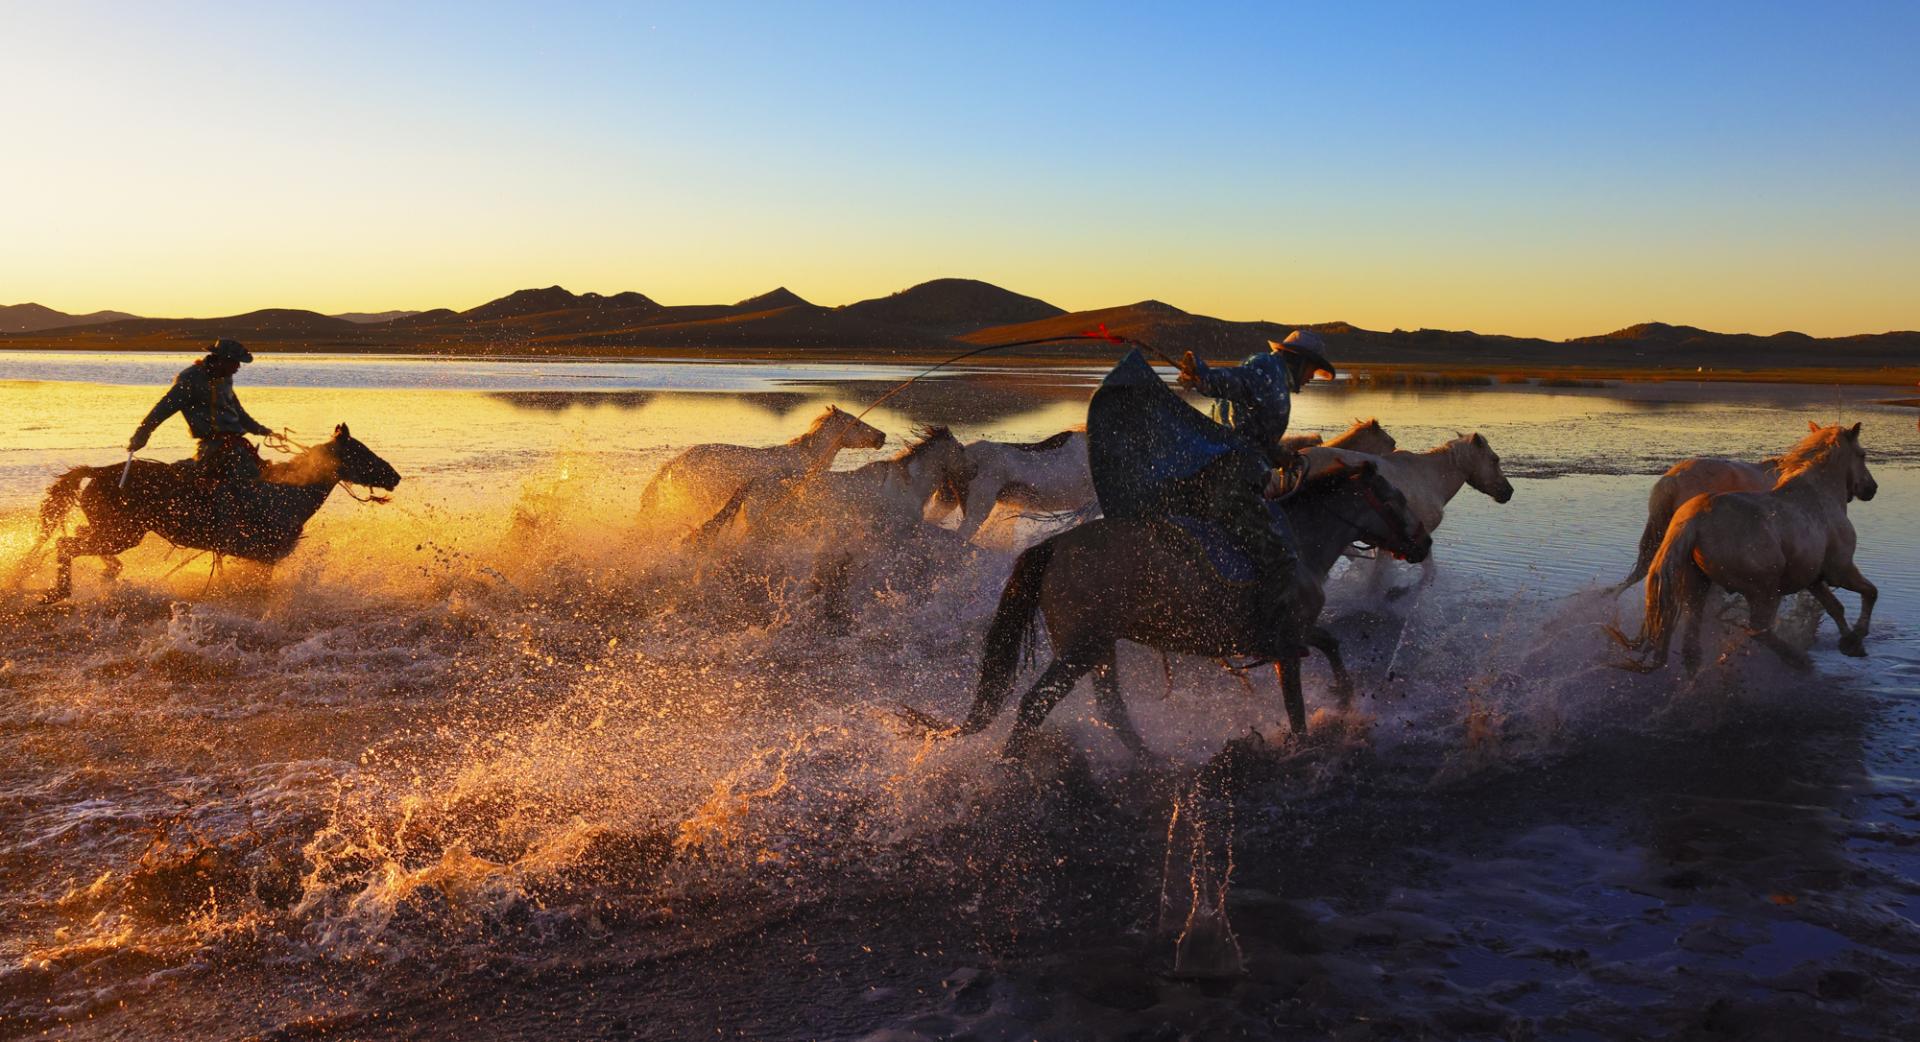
261, 430, 390, 505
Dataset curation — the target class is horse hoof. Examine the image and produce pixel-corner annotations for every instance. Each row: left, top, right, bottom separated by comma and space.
1839, 636, 1867, 658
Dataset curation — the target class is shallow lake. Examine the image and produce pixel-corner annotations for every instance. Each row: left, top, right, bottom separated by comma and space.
1, 352, 1916, 1040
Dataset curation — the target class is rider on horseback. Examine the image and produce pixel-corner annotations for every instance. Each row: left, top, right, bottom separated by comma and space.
1171, 330, 1337, 652
127, 339, 276, 485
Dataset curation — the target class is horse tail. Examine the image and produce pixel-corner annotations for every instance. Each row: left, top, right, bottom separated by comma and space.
37, 467, 93, 540
1609, 515, 1700, 661
684, 481, 754, 548
957, 538, 1058, 734
1614, 475, 1678, 591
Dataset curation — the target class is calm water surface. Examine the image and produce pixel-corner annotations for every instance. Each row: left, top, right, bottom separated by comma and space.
1, 353, 1916, 1040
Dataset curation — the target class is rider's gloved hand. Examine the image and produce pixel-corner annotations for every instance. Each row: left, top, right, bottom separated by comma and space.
1177, 350, 1202, 388
127, 433, 148, 453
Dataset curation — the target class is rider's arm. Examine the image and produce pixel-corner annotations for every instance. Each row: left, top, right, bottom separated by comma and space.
128, 380, 187, 452
230, 391, 273, 437
1185, 357, 1257, 405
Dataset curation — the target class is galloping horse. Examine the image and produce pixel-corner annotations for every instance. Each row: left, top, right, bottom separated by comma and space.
638, 404, 886, 524
943, 417, 1397, 543
1612, 451, 1788, 591
701, 426, 975, 542
35, 424, 402, 601
1310, 431, 1514, 596
1615, 422, 1877, 674
913, 460, 1431, 758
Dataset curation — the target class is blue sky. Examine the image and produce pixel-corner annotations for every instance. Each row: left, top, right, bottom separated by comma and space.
3, 1, 1916, 336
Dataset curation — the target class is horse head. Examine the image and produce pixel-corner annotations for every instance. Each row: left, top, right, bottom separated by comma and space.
902, 425, 975, 505
1840, 422, 1876, 501
1322, 459, 1432, 563
1329, 417, 1396, 454
1454, 432, 1514, 503
326, 424, 402, 491
822, 405, 887, 451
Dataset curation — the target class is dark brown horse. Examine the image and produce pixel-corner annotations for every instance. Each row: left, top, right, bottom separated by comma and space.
35, 424, 401, 601
917, 460, 1432, 758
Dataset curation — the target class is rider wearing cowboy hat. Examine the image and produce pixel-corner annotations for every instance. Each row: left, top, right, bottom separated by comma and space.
1178, 329, 1338, 465
128, 338, 276, 484
1172, 330, 1338, 653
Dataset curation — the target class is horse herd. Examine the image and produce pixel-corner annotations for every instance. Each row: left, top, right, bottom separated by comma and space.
29, 401, 1882, 758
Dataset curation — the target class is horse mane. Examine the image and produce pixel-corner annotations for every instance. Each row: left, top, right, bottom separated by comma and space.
1327, 417, 1382, 445
787, 405, 845, 445
895, 425, 953, 462
1013, 429, 1077, 453
1774, 424, 1845, 479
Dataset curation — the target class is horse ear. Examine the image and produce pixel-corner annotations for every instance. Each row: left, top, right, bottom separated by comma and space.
1809, 420, 1821, 433
1848, 421, 1862, 438
334, 423, 349, 439
1473, 432, 1486, 446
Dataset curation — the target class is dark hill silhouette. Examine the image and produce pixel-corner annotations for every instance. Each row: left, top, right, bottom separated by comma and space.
1, 303, 139, 333
964, 300, 1276, 360
330, 310, 422, 324
1, 281, 1913, 377
733, 287, 811, 312
842, 278, 1064, 335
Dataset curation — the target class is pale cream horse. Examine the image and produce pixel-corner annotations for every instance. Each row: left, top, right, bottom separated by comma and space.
1615, 422, 1878, 674
639, 405, 886, 524
1307, 431, 1515, 594
694, 426, 977, 622
1613, 451, 1789, 592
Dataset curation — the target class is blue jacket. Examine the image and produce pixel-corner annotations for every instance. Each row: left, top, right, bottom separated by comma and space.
130, 360, 271, 451
1188, 351, 1292, 458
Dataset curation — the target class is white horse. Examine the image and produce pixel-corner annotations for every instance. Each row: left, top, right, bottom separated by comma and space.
1309, 431, 1514, 595
1613, 452, 1788, 591
696, 426, 977, 623
702, 426, 977, 542
1616, 423, 1877, 674
639, 405, 886, 526
941, 417, 1398, 543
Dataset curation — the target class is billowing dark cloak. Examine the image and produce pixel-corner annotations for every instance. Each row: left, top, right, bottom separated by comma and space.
1087, 349, 1269, 521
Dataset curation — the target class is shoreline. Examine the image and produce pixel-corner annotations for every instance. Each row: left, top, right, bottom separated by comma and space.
3, 343, 1916, 388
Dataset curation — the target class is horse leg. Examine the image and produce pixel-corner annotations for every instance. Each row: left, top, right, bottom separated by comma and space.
1307, 626, 1355, 709
1272, 657, 1308, 734
1672, 575, 1713, 675
1003, 658, 1092, 760
46, 536, 78, 602
1807, 582, 1863, 657
46, 524, 140, 603
1090, 649, 1147, 757
1742, 592, 1811, 672
1828, 562, 1878, 656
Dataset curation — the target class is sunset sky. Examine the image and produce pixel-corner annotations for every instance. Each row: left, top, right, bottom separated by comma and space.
4, 1, 1916, 338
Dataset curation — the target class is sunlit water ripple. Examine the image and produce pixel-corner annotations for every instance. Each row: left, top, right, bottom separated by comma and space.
0, 354, 1916, 1040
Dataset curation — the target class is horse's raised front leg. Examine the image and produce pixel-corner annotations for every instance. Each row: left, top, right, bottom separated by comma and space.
1828, 562, 1878, 655
1307, 626, 1355, 709
1272, 657, 1307, 734
953, 479, 1002, 543
1806, 582, 1864, 657
1003, 658, 1091, 760
1089, 650, 1146, 757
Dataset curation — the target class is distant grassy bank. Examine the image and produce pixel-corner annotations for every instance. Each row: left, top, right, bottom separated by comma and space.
2, 341, 1916, 388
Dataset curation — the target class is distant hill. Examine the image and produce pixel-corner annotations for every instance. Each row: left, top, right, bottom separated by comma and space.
2, 282, 1914, 378
843, 278, 1064, 335
1, 303, 139, 333
331, 310, 423, 324
734, 287, 812, 312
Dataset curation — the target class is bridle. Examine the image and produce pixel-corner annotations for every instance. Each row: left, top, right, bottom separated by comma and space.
1317, 469, 1422, 559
